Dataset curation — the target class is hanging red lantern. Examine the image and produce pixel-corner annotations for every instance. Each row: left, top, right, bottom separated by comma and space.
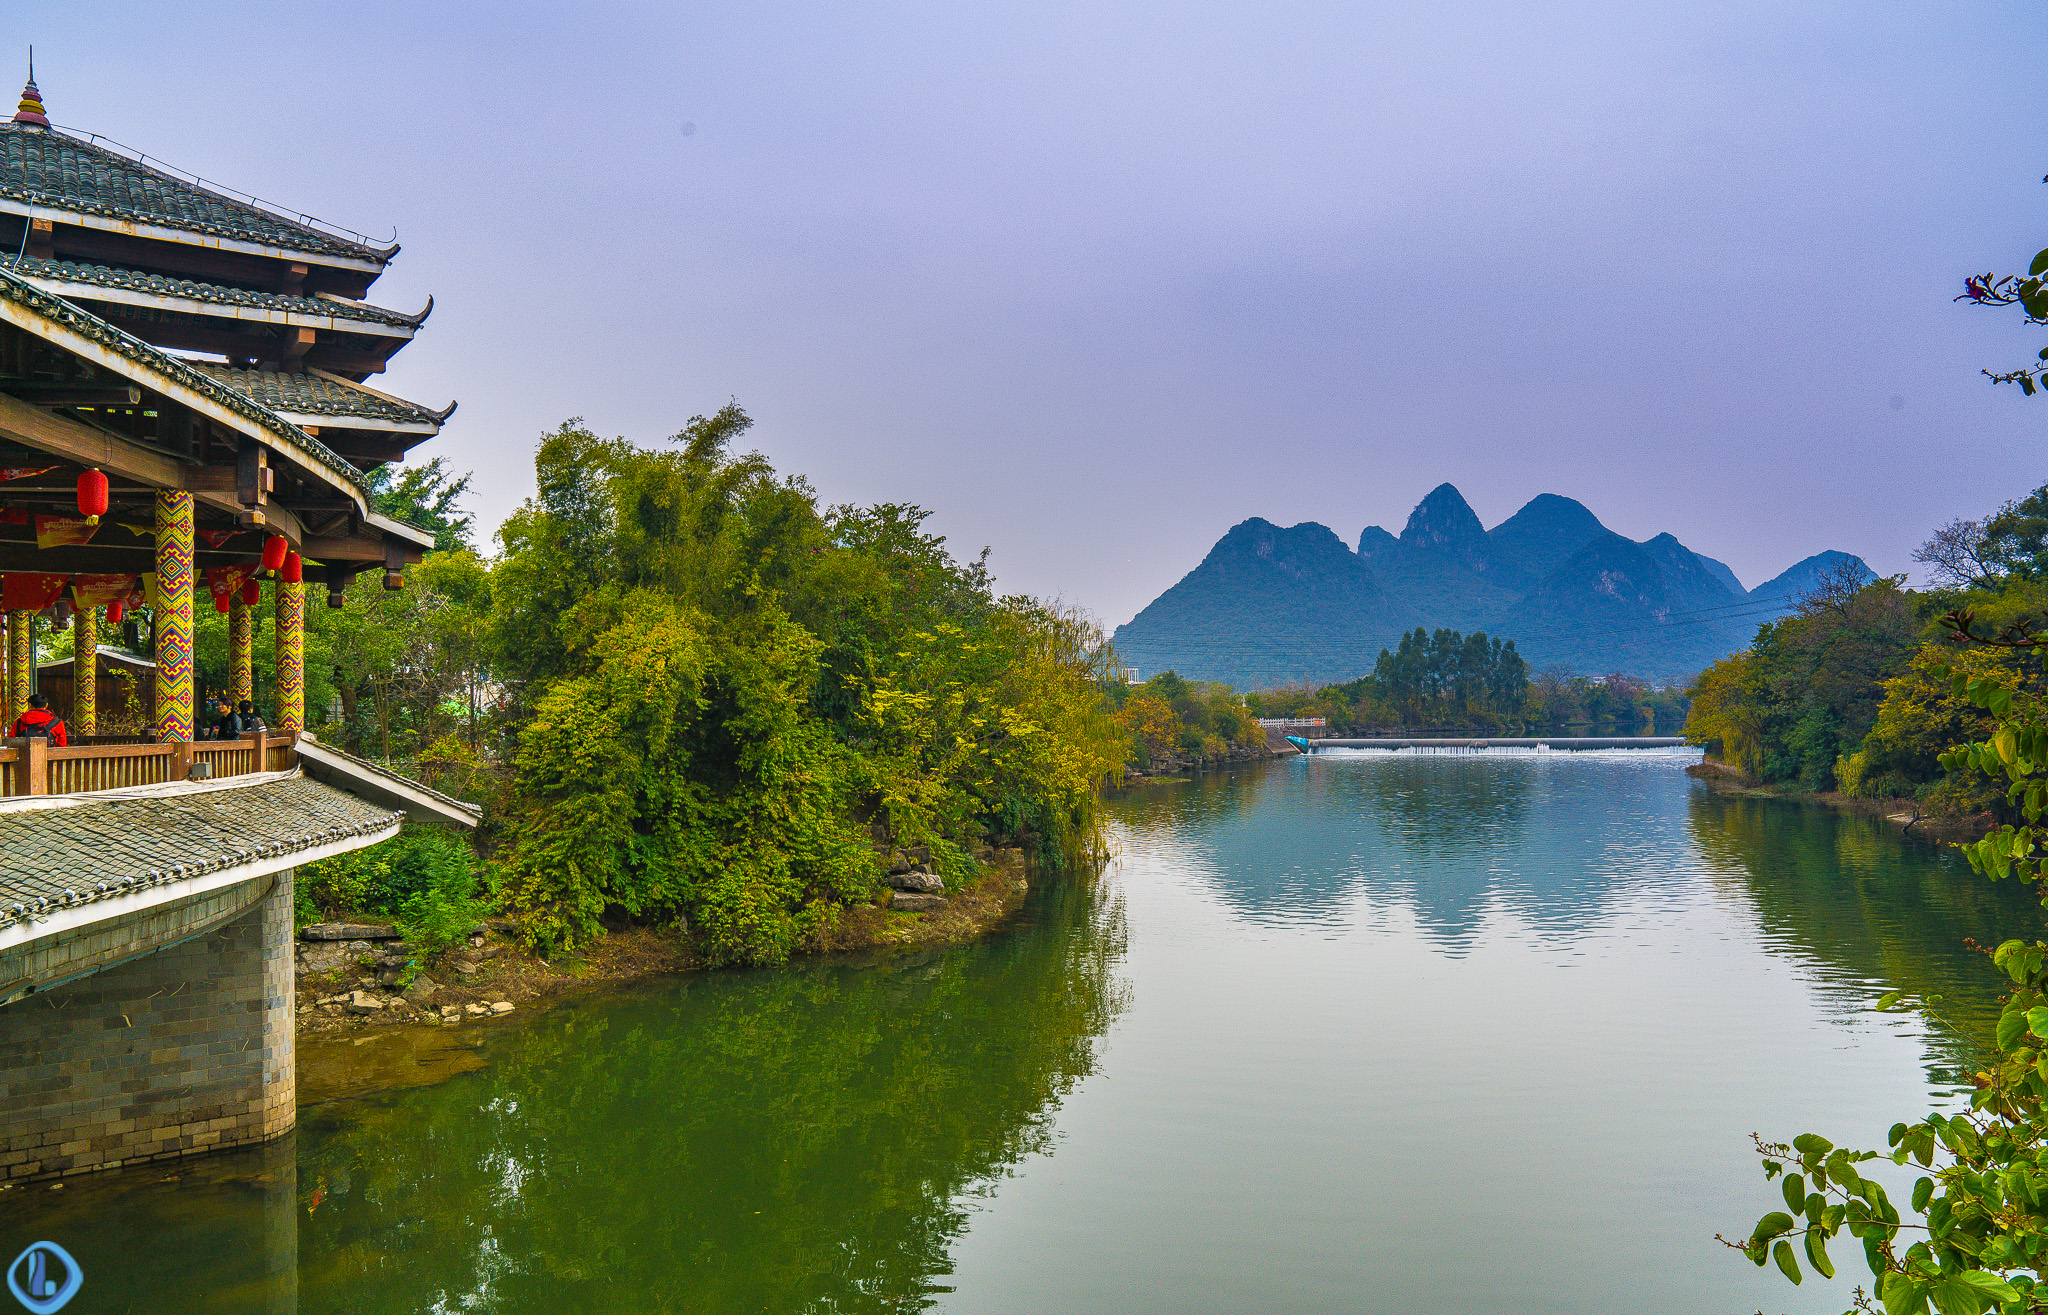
261, 535, 289, 573
214, 594, 230, 614
107, 599, 123, 625
76, 468, 107, 523
241, 578, 260, 605
282, 552, 303, 585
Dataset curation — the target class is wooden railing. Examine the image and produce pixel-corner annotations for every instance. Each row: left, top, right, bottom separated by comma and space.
0, 731, 299, 797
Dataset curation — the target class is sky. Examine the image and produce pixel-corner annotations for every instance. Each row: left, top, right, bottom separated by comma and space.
12, 0, 2048, 626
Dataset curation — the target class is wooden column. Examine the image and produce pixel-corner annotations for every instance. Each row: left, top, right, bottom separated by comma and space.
229, 594, 254, 707
153, 491, 194, 742
275, 579, 302, 737
72, 606, 96, 736
6, 612, 30, 731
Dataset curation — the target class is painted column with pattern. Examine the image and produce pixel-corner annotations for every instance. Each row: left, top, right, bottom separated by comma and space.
153, 490, 193, 742
2, 611, 23, 729
71, 605, 95, 735
275, 580, 302, 736
7, 611, 30, 731
229, 594, 253, 707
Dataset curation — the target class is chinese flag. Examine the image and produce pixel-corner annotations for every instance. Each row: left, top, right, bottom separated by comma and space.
72, 574, 136, 609
1, 574, 69, 612
33, 515, 98, 549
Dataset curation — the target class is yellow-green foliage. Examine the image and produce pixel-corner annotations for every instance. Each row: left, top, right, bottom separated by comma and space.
489, 410, 1126, 960
1839, 645, 2021, 810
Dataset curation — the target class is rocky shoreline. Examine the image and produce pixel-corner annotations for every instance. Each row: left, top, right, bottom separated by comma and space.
291, 844, 1038, 1038
1685, 757, 1994, 844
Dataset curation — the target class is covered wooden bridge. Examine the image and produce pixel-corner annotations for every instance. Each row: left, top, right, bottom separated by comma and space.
0, 68, 471, 1182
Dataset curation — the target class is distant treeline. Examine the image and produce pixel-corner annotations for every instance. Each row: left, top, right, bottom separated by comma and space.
1685, 481, 2048, 816
1110, 627, 1689, 760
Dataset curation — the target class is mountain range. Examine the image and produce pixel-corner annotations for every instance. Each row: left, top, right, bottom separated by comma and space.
1109, 484, 1867, 689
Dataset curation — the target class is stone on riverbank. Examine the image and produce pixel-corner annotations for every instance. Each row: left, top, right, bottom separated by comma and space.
890, 892, 949, 912
302, 922, 402, 941
402, 975, 440, 1005
887, 871, 945, 894
345, 990, 386, 1015
490, 1001, 514, 1015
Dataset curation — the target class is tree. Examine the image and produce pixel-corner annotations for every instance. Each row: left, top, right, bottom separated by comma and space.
1918, 518, 1999, 590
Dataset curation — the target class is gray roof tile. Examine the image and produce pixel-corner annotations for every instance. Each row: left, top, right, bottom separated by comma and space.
12, 256, 424, 329
180, 362, 447, 428
0, 775, 399, 926
0, 124, 384, 263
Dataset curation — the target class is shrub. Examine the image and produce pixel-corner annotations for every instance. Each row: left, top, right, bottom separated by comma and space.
297, 827, 491, 955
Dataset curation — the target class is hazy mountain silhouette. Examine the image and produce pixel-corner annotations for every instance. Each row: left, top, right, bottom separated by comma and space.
1113, 486, 1871, 688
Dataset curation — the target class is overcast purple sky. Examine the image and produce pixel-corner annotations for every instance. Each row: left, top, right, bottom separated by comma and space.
15, 0, 2048, 623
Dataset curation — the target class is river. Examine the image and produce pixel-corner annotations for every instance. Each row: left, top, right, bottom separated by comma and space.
4, 748, 2039, 1313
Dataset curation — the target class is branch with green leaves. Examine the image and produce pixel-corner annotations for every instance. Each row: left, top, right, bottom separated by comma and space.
1961, 249, 2048, 395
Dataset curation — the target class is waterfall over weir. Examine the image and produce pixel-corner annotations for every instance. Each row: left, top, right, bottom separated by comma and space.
1288, 736, 1692, 753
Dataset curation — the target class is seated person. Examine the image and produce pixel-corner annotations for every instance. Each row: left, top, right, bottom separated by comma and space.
237, 701, 267, 733
208, 698, 240, 740
13, 694, 66, 745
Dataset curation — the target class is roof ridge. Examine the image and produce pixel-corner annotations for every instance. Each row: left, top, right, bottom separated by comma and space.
0, 123, 389, 263
305, 366, 456, 421
0, 262, 372, 493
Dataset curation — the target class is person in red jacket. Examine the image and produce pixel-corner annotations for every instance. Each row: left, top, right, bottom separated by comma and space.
12, 694, 65, 745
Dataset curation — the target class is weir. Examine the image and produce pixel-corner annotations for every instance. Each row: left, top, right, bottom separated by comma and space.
1288, 736, 1691, 752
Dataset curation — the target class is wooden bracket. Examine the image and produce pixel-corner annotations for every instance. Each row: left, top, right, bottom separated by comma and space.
25, 218, 52, 261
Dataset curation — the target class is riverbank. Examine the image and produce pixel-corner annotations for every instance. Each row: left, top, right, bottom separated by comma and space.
292, 845, 1037, 1042
1685, 757, 1995, 844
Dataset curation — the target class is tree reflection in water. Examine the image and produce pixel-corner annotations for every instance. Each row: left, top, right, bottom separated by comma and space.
289, 876, 1127, 1314
1686, 788, 2041, 1085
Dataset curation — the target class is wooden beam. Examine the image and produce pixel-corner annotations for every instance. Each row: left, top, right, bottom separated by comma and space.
25, 219, 53, 261
236, 441, 269, 509
303, 535, 423, 565
284, 328, 314, 359
6, 384, 143, 407
280, 263, 308, 297
0, 391, 185, 488
320, 439, 407, 465
299, 348, 388, 375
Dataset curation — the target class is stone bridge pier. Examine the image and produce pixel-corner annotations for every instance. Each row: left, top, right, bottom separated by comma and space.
0, 770, 407, 1183
0, 873, 296, 1180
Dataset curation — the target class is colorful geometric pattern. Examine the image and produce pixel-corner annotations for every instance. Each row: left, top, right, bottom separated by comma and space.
72, 606, 95, 735
229, 595, 253, 707
153, 491, 193, 743
5, 611, 27, 729
275, 581, 303, 736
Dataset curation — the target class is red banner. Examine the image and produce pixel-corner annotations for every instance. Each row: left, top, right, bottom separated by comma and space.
1, 573, 69, 613
204, 563, 260, 602
72, 574, 136, 609
33, 515, 98, 549
198, 530, 246, 550
0, 467, 55, 483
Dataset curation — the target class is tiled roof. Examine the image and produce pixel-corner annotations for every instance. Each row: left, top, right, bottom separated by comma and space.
0, 123, 385, 263
181, 362, 448, 428
0, 262, 374, 492
11, 256, 425, 329
0, 774, 400, 927
296, 735, 482, 826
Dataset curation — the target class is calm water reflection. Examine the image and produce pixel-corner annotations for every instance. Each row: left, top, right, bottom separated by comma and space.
3, 750, 2039, 1313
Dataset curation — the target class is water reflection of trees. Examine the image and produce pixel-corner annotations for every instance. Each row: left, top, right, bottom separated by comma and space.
1115, 755, 1689, 952
292, 877, 1128, 1314
1685, 790, 2042, 1079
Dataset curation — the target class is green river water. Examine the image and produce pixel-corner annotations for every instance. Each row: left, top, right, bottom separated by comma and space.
5, 748, 2043, 1313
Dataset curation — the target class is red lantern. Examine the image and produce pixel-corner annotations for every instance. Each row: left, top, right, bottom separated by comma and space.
107, 599, 123, 625
261, 535, 288, 573
242, 578, 260, 605
76, 468, 107, 522
215, 593, 230, 614
282, 552, 303, 584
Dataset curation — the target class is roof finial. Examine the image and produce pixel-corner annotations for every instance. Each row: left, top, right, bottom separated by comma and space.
14, 48, 48, 128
